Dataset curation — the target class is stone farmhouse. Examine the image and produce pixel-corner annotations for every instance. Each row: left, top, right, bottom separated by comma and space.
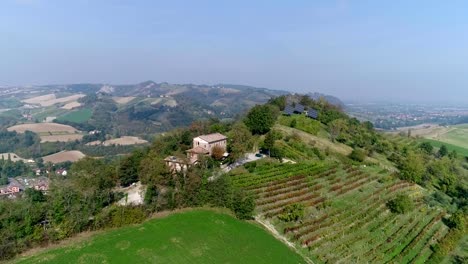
165, 133, 228, 173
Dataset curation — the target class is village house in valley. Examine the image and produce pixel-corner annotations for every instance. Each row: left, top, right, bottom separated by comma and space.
0, 176, 50, 197
165, 133, 227, 172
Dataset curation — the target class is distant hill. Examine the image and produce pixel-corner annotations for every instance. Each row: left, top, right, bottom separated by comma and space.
307, 92, 344, 108
4, 81, 342, 136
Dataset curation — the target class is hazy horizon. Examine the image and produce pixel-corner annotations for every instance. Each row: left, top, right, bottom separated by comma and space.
2, 1, 468, 103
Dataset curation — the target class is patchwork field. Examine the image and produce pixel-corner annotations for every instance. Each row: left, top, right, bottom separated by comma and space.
8, 123, 84, 142
42, 150, 85, 163
86, 136, 149, 146
231, 161, 448, 263
22, 94, 85, 107
15, 210, 305, 264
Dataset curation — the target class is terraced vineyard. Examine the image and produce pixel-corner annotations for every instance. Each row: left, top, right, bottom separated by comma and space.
231, 162, 449, 263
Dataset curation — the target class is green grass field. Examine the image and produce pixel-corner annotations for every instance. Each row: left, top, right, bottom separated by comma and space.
418, 124, 468, 156
278, 114, 322, 135
16, 210, 305, 264
419, 138, 468, 157
56, 108, 92, 123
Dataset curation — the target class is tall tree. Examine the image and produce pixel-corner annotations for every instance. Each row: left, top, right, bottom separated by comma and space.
398, 151, 425, 183
244, 105, 279, 135
228, 123, 253, 160
438, 145, 449, 158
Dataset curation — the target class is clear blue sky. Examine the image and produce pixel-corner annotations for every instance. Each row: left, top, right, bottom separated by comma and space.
1, 0, 468, 102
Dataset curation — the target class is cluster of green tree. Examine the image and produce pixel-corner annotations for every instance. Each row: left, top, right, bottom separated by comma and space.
80, 131, 106, 144
0, 157, 32, 184
428, 212, 467, 263
0, 130, 38, 152
0, 98, 23, 109
0, 158, 119, 260
388, 141, 468, 212
0, 118, 255, 261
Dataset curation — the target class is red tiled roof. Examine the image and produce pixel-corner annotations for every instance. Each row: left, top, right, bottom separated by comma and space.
186, 146, 210, 154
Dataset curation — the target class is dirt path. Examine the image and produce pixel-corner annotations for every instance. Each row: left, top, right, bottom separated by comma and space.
255, 216, 314, 264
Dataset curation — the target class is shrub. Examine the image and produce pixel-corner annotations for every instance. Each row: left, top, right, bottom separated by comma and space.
231, 191, 255, 220
290, 119, 297, 128
278, 203, 305, 222
349, 148, 367, 162
386, 194, 414, 214
445, 211, 466, 230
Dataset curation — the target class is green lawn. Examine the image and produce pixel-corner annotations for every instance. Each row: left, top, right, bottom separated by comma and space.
57, 108, 92, 123
278, 114, 322, 135
16, 210, 305, 264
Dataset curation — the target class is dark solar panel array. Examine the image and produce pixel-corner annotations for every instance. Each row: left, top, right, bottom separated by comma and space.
294, 104, 305, 113
283, 105, 294, 115
307, 109, 318, 119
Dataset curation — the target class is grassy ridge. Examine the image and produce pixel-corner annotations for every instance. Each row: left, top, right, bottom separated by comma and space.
16, 210, 306, 264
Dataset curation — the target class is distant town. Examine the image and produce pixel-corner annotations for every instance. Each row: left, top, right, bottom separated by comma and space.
346, 102, 468, 130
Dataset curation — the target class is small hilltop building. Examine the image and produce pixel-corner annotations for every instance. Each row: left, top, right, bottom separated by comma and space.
164, 133, 228, 173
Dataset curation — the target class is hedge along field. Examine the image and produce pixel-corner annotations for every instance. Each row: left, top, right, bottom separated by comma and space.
16, 210, 306, 264
56, 108, 92, 123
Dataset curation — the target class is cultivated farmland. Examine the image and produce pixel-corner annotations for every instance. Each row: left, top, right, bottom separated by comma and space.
22, 93, 85, 107
16, 210, 306, 264
231, 161, 448, 263
102, 136, 148, 146
40, 134, 83, 143
8, 123, 83, 142
42, 150, 85, 163
7, 123, 78, 134
86, 136, 149, 146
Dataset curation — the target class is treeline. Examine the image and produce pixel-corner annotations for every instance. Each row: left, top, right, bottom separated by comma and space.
387, 141, 468, 213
